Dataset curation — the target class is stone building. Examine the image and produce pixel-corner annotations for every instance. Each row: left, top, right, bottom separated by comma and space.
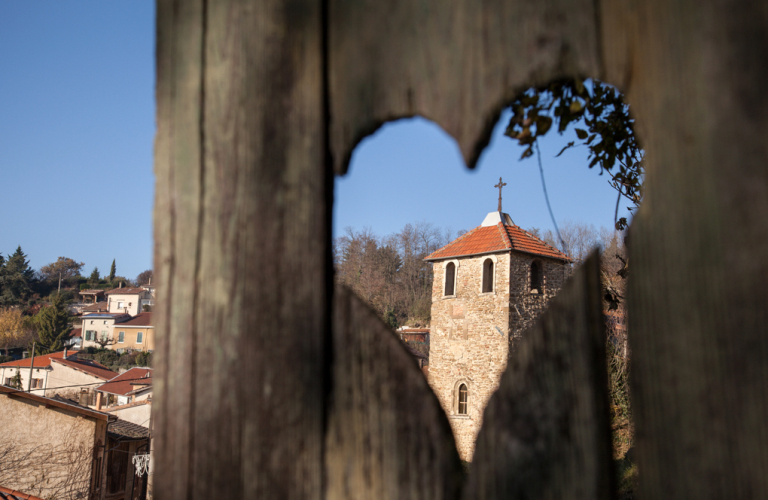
425, 209, 571, 460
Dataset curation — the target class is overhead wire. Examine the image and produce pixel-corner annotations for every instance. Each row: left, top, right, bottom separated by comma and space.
534, 139, 566, 251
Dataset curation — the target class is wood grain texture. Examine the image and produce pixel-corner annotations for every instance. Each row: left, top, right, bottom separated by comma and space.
465, 253, 613, 500
326, 286, 464, 500
153, 1, 205, 497
154, 0, 329, 497
328, 0, 603, 174
615, 1, 768, 497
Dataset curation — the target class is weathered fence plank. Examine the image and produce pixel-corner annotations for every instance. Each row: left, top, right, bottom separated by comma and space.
465, 253, 613, 500
613, 1, 768, 497
326, 286, 464, 500
327, 0, 602, 174
153, 1, 205, 497
154, 0, 329, 497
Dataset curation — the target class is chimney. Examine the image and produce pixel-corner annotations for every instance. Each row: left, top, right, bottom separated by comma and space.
148, 277, 151, 285
63, 348, 68, 359
119, 282, 123, 288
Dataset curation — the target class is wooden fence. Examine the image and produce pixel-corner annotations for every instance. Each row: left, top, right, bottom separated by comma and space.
153, 0, 768, 498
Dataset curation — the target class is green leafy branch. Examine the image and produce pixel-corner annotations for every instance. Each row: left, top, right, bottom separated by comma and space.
504, 79, 644, 230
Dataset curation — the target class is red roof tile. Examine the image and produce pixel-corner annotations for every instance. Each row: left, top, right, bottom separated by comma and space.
82, 302, 109, 312
69, 327, 82, 338
97, 367, 153, 396
0, 350, 69, 369
52, 358, 117, 380
0, 486, 46, 500
116, 312, 153, 327
425, 222, 571, 262
0, 351, 117, 380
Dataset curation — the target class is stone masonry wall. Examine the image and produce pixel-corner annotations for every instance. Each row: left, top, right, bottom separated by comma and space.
507, 254, 569, 349
428, 251, 568, 461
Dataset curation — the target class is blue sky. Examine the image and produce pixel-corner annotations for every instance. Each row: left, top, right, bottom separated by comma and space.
336, 115, 632, 241
1, 3, 631, 280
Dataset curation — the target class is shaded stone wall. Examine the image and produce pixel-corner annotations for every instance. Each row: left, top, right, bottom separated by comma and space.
508, 254, 570, 349
428, 251, 568, 461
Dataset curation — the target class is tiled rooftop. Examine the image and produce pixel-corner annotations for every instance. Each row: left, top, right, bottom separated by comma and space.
0, 351, 117, 380
97, 367, 153, 396
116, 312, 153, 327
108, 419, 150, 440
425, 216, 571, 262
82, 302, 108, 312
0, 350, 69, 369
0, 486, 45, 500
53, 358, 117, 380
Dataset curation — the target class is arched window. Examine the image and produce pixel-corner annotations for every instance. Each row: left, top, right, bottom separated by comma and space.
530, 260, 543, 293
458, 384, 468, 415
444, 262, 456, 296
482, 258, 494, 293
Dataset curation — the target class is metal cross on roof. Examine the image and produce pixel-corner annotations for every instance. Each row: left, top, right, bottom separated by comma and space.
494, 177, 507, 212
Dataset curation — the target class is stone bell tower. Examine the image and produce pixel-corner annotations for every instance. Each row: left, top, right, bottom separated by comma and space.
425, 179, 572, 461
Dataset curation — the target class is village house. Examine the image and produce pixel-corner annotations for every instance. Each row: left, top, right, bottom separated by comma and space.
81, 312, 132, 348
139, 282, 155, 310
110, 312, 154, 352
425, 203, 571, 461
97, 367, 153, 427
106, 286, 152, 316
0, 349, 116, 403
0, 387, 150, 500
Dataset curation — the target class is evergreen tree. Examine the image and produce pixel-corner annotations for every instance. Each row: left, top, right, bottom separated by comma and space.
89, 267, 100, 287
0, 253, 4, 300
35, 294, 72, 354
0, 247, 35, 306
108, 259, 116, 282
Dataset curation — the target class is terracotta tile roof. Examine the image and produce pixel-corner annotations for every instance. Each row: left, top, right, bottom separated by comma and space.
69, 327, 82, 338
0, 486, 46, 500
0, 350, 69, 369
108, 419, 150, 440
97, 367, 153, 396
82, 302, 108, 312
116, 312, 153, 327
52, 358, 117, 380
105, 287, 146, 295
79, 289, 105, 295
104, 399, 151, 412
0, 351, 117, 380
425, 222, 571, 262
